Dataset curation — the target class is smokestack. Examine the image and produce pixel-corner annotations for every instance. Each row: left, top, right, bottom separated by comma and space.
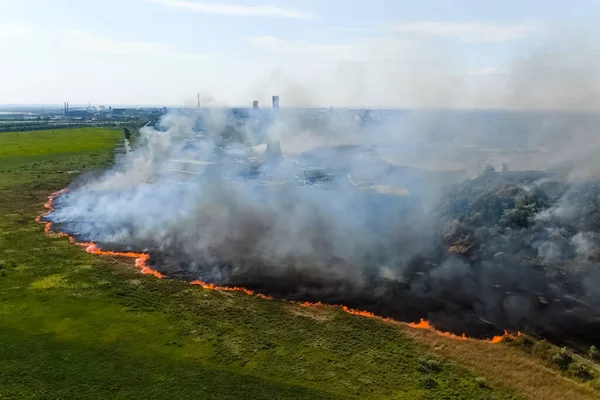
67, 102, 69, 114
197, 93, 200, 109
272, 95, 280, 110
252, 100, 259, 109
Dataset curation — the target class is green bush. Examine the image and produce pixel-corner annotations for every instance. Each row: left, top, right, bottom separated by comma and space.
0, 259, 17, 270
418, 357, 442, 374
551, 348, 573, 370
474, 377, 489, 389
569, 363, 593, 381
589, 345, 598, 360
513, 336, 535, 353
421, 375, 438, 389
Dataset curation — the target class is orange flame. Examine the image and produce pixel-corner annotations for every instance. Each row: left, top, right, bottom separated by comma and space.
489, 330, 522, 344
79, 243, 163, 279
37, 189, 164, 279
407, 318, 522, 343
407, 319, 469, 341
38, 188, 522, 345
190, 280, 256, 296
37, 188, 69, 233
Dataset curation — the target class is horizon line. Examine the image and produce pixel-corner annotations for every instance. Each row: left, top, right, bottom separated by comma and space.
2, 104, 600, 113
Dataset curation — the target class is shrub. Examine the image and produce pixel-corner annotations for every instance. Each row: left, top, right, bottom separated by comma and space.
0, 260, 17, 270
418, 357, 441, 374
421, 375, 438, 389
552, 347, 573, 370
514, 336, 535, 353
569, 363, 594, 381
589, 345, 598, 360
474, 377, 489, 389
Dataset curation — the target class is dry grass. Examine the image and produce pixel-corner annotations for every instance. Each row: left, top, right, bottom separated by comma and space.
285, 304, 335, 322
402, 327, 599, 400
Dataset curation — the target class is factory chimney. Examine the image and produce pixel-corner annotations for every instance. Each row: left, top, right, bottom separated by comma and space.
272, 95, 280, 110
197, 93, 200, 109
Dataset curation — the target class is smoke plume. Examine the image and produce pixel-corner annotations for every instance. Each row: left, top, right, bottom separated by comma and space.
46, 33, 600, 347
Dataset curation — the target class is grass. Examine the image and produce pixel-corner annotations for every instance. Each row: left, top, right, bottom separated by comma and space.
0, 127, 595, 399
402, 329, 600, 400
0, 127, 120, 158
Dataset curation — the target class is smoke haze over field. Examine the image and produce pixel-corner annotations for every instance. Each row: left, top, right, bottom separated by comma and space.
44, 30, 600, 346
44, 106, 600, 346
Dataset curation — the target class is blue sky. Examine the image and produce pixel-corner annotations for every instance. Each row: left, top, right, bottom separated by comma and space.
1, 0, 600, 107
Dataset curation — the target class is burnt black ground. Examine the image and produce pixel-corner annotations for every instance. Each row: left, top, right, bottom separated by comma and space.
47, 213, 600, 349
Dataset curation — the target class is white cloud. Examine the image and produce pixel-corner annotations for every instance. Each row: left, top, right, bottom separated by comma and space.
147, 0, 314, 19
0, 22, 33, 38
392, 21, 538, 42
67, 30, 210, 60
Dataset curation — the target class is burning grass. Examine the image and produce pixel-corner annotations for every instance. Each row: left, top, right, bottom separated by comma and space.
0, 128, 597, 399
37, 186, 600, 399
39, 187, 523, 346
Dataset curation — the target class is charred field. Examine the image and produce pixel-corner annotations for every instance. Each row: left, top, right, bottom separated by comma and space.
44, 165, 600, 351
43, 111, 600, 351
2, 126, 600, 400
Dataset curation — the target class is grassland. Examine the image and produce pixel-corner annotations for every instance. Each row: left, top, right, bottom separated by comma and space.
0, 127, 597, 399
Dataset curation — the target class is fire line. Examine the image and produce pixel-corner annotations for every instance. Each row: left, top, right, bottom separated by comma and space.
37, 189, 520, 344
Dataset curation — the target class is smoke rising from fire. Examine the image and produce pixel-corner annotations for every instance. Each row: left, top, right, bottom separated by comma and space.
47, 35, 600, 346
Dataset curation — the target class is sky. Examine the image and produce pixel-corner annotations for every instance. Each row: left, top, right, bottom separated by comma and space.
1, 0, 600, 108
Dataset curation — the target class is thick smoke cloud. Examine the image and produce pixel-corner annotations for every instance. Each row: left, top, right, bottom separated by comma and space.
52, 110, 442, 284
45, 107, 600, 347
46, 32, 600, 347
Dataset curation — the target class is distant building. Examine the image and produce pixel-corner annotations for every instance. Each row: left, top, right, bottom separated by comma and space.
272, 95, 280, 110
111, 108, 128, 116
253, 100, 259, 109
66, 109, 91, 118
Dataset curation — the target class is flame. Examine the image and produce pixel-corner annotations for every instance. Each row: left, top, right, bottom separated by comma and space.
79, 243, 163, 279
407, 319, 522, 343
189, 280, 275, 300
190, 280, 255, 296
489, 330, 522, 344
38, 188, 522, 345
408, 319, 469, 341
37, 189, 163, 279
37, 188, 68, 233
342, 306, 374, 318
408, 319, 432, 329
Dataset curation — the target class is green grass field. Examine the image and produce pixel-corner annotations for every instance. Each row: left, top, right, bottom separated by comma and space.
0, 127, 598, 399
